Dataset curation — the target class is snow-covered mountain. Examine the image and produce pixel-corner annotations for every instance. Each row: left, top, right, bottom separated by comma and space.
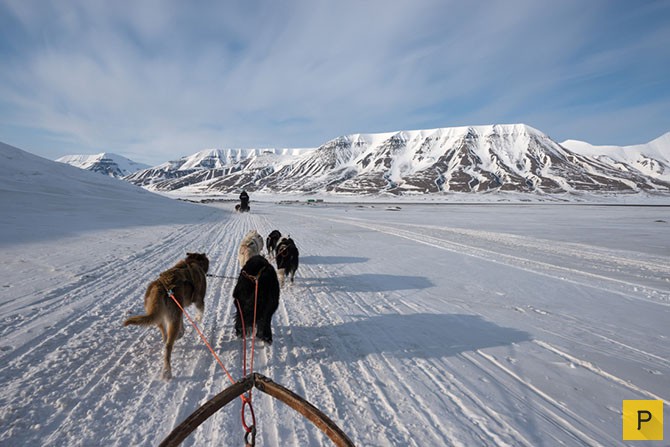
56, 152, 150, 178
125, 124, 670, 195
124, 148, 311, 192
562, 132, 670, 183
277, 124, 670, 194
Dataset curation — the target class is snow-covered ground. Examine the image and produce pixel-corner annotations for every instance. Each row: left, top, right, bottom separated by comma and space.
1, 143, 669, 446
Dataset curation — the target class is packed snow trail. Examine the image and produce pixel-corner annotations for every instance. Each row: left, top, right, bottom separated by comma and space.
1, 202, 668, 446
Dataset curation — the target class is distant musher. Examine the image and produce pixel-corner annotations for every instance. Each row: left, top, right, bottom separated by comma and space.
237, 189, 250, 212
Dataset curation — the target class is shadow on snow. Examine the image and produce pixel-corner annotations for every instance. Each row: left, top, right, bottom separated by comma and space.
300, 255, 369, 265
278, 313, 531, 361
299, 273, 433, 292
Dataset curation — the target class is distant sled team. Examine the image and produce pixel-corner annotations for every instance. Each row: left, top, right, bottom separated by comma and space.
123, 228, 299, 380
235, 189, 250, 212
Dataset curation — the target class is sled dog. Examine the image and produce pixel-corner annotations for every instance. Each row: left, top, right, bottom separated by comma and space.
123, 252, 209, 380
275, 237, 299, 287
238, 230, 264, 268
266, 230, 282, 258
233, 255, 280, 344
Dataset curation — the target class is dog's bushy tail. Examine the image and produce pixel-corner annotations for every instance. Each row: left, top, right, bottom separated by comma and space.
123, 314, 156, 327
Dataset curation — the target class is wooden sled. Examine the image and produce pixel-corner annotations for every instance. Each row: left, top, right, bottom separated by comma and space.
159, 373, 355, 446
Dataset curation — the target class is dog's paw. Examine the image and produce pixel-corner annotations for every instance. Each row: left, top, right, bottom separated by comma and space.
162, 369, 172, 381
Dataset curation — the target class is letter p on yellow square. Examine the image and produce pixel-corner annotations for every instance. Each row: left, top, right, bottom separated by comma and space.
623, 400, 664, 440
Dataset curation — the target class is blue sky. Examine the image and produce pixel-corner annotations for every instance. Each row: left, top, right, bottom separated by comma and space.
1, 0, 669, 165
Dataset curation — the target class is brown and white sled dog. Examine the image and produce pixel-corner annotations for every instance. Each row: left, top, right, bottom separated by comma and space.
238, 230, 264, 268
123, 252, 209, 380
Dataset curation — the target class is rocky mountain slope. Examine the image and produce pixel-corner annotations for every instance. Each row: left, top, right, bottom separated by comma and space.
124, 124, 670, 195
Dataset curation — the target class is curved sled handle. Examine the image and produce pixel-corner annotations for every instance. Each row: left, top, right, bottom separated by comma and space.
159, 375, 254, 447
254, 374, 355, 447
159, 373, 355, 447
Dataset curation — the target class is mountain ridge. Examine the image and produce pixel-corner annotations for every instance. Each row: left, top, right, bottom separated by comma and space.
65, 124, 670, 195
56, 152, 150, 178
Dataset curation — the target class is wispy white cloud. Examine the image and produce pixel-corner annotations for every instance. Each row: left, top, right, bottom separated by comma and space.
0, 0, 668, 164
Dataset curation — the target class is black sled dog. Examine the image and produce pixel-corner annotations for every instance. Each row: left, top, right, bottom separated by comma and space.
276, 237, 299, 287
266, 230, 282, 258
233, 255, 280, 344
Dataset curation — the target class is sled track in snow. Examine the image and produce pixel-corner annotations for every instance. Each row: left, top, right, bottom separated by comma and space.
0, 211, 294, 446
2, 204, 668, 447
472, 350, 606, 447
1, 222, 215, 446
531, 340, 668, 404
287, 210, 670, 441
307, 214, 670, 307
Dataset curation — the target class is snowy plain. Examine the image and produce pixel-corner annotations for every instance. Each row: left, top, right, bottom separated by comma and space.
1, 142, 669, 446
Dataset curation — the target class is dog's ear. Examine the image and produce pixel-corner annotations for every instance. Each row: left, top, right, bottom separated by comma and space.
187, 252, 194, 256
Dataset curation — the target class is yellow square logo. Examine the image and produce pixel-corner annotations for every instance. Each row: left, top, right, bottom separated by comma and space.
623, 400, 664, 440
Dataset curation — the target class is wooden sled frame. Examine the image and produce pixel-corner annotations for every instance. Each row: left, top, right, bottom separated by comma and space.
159, 373, 355, 446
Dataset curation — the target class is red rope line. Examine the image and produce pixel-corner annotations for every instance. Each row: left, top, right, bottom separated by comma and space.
235, 299, 248, 377
247, 278, 261, 432
168, 270, 262, 437
235, 272, 261, 434
250, 279, 259, 376
167, 291, 236, 386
